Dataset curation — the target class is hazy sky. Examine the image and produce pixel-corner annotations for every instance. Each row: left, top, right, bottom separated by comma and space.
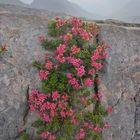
20, 0, 33, 4
68, 0, 131, 16
20, 0, 131, 17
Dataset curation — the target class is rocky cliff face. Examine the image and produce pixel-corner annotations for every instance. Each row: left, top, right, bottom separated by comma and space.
0, 4, 140, 140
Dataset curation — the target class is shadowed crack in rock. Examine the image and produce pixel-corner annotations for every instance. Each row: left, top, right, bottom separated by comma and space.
112, 91, 124, 108
13, 85, 30, 140
131, 89, 140, 140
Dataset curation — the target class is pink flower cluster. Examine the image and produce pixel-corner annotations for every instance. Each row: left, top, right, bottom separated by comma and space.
84, 122, 103, 133
107, 106, 113, 114
91, 61, 103, 71
84, 78, 93, 87
80, 30, 92, 41
91, 49, 103, 71
88, 69, 95, 76
67, 73, 81, 89
66, 56, 83, 67
55, 17, 66, 27
76, 66, 85, 77
40, 131, 56, 140
69, 17, 82, 27
39, 70, 49, 80
63, 33, 73, 42
56, 44, 66, 55
71, 27, 92, 41
71, 45, 80, 55
54, 17, 92, 41
91, 49, 99, 61
29, 90, 74, 123
76, 128, 85, 140
55, 44, 66, 63
46, 60, 53, 70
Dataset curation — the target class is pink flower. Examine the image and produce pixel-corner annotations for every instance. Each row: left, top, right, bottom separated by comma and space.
81, 32, 92, 41
40, 131, 56, 140
48, 135, 56, 140
56, 54, 66, 63
63, 33, 72, 42
52, 91, 60, 101
69, 17, 82, 27
73, 83, 81, 89
58, 101, 65, 109
71, 45, 80, 55
62, 94, 68, 101
107, 106, 113, 114
84, 78, 92, 87
91, 49, 99, 61
40, 131, 49, 139
88, 69, 95, 75
69, 78, 77, 85
76, 129, 85, 140
49, 103, 56, 110
71, 117, 78, 125
56, 44, 66, 55
66, 109, 74, 117
102, 49, 107, 59
71, 27, 78, 35
50, 110, 57, 117
66, 73, 73, 79
68, 78, 81, 89
76, 66, 85, 77
46, 61, 53, 70
91, 61, 102, 71
66, 57, 83, 67
39, 70, 49, 80
97, 91, 102, 100
38, 35, 45, 43
60, 111, 66, 118
56, 19, 66, 27
46, 102, 56, 110
29, 104, 35, 112
43, 114, 51, 122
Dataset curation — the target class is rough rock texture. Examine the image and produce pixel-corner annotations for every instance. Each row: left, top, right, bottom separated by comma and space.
0, 4, 140, 140
101, 25, 140, 140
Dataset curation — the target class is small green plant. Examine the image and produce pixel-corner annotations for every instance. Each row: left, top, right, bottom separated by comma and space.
0, 44, 7, 55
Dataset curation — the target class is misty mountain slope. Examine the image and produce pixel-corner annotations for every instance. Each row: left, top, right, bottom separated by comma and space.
30, 0, 100, 19
112, 0, 140, 23
0, 0, 101, 20
0, 0, 28, 7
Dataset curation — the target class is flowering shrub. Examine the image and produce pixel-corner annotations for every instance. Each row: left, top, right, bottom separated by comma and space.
20, 17, 111, 140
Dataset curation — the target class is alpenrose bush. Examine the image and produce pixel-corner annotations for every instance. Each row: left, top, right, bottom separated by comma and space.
20, 17, 112, 140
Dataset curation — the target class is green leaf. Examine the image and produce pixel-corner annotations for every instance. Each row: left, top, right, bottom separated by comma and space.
19, 131, 31, 140
32, 61, 42, 70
